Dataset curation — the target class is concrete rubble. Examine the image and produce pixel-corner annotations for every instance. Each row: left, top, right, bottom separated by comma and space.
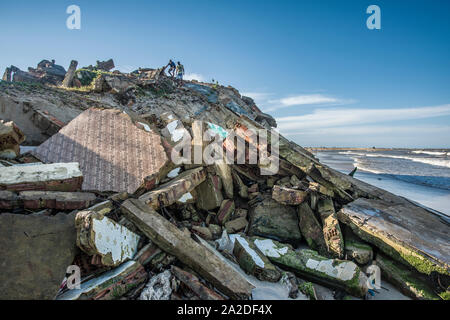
0, 120, 25, 159
0, 57, 448, 301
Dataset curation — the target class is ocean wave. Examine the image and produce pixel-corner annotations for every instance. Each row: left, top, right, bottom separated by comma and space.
361, 153, 450, 169
354, 159, 450, 190
412, 150, 448, 156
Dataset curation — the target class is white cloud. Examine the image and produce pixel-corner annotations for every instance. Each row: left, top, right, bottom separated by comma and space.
263, 94, 355, 112
279, 94, 339, 106
276, 104, 450, 132
184, 73, 206, 82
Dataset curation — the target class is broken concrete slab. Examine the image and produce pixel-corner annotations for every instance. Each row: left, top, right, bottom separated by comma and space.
225, 217, 248, 234
317, 198, 345, 259
121, 198, 254, 299
272, 185, 308, 205
248, 197, 302, 246
19, 191, 96, 210
231, 170, 248, 198
345, 238, 373, 265
376, 254, 440, 300
297, 202, 328, 255
171, 265, 225, 300
232, 235, 281, 282
0, 190, 20, 209
214, 162, 233, 198
252, 237, 368, 297
32, 108, 170, 193
139, 167, 206, 210
75, 210, 140, 267
192, 226, 213, 240
133, 242, 164, 267
0, 162, 83, 192
96, 59, 115, 71
194, 174, 223, 210
0, 120, 25, 159
57, 260, 147, 300
217, 199, 235, 225
61, 60, 78, 88
337, 198, 450, 276
0, 212, 77, 299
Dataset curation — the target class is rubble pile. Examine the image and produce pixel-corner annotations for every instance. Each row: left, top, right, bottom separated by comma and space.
0, 58, 448, 301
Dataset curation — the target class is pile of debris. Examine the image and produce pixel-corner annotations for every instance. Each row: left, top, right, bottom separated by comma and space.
0, 59, 448, 301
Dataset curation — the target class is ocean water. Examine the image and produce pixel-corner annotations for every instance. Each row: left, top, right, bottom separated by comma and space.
314, 149, 450, 216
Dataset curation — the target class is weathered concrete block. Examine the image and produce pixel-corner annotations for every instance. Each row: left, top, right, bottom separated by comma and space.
133, 242, 163, 267
0, 120, 25, 159
0, 190, 20, 209
171, 266, 225, 300
225, 217, 248, 234
217, 199, 235, 225
232, 235, 281, 282
0, 162, 83, 192
376, 254, 440, 300
194, 174, 223, 210
19, 191, 96, 210
252, 237, 368, 297
297, 202, 327, 255
272, 185, 308, 205
75, 210, 140, 267
192, 226, 213, 240
345, 239, 373, 265
214, 162, 233, 198
318, 198, 345, 259
57, 260, 147, 300
338, 198, 450, 276
121, 198, 254, 299
139, 167, 206, 210
0, 212, 77, 299
248, 197, 302, 246
61, 60, 78, 88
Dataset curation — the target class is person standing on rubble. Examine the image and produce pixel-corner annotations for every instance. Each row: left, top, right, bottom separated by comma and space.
176, 61, 185, 86
167, 59, 176, 78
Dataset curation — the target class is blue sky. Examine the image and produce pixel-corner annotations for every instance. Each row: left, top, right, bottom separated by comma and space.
1, 0, 449, 148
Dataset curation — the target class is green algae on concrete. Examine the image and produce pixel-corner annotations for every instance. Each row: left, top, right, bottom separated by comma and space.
251, 237, 368, 297
338, 198, 450, 277
248, 197, 302, 246
376, 253, 441, 300
297, 202, 328, 255
232, 235, 281, 282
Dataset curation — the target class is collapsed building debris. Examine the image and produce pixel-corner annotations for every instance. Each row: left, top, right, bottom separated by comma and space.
0, 58, 448, 301
121, 198, 255, 299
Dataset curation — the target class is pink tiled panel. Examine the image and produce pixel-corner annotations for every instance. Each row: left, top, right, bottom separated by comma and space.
32, 108, 168, 193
